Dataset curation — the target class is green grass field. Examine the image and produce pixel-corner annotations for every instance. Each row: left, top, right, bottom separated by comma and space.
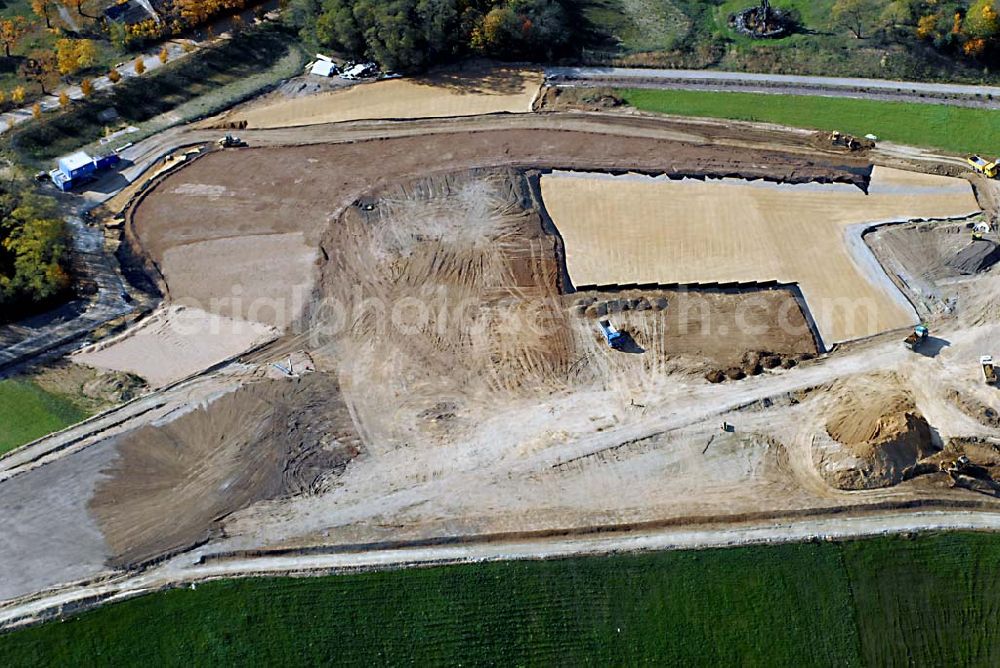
3, 532, 1000, 665
0, 378, 87, 454
621, 88, 1000, 155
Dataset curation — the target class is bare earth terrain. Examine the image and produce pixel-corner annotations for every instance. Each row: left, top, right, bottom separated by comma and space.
1, 79, 1000, 628
219, 69, 542, 129
540, 168, 979, 344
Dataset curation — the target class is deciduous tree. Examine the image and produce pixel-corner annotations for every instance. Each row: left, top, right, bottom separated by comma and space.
21, 52, 56, 95
58, 90, 69, 106
31, 0, 55, 29
80, 77, 92, 96
108, 67, 121, 83
56, 39, 98, 76
68, 0, 94, 18
0, 18, 27, 58
11, 85, 25, 103
134, 56, 145, 74
832, 0, 887, 39
75, 39, 97, 70
0, 193, 72, 312
56, 38, 79, 75
965, 0, 1000, 40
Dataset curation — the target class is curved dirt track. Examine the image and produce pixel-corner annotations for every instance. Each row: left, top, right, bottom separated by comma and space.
4, 108, 1000, 629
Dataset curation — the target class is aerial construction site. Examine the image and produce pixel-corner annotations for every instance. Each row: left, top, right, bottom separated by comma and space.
1, 68, 999, 627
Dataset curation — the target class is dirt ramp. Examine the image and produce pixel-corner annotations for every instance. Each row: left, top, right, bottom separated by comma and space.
89, 373, 361, 567
818, 374, 936, 489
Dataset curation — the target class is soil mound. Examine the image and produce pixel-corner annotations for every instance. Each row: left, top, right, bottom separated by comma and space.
947, 240, 1000, 275
82, 372, 145, 404
821, 375, 936, 489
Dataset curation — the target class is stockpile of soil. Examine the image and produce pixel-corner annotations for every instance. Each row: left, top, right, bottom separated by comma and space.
705, 351, 812, 383
947, 240, 1000, 275
89, 372, 361, 567
819, 374, 936, 489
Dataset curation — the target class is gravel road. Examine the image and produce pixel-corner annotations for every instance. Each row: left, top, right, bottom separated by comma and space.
547, 66, 1000, 109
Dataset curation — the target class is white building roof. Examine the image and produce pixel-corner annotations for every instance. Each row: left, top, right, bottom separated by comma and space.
310, 60, 337, 77
59, 151, 92, 172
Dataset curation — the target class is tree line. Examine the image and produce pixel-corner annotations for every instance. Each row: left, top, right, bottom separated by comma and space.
0, 184, 72, 322
833, 0, 1000, 62
288, 0, 576, 71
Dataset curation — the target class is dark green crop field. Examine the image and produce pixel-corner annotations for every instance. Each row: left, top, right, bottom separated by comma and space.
3, 532, 1000, 666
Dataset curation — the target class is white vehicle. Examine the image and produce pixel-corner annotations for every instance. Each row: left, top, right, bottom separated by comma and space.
340, 62, 378, 80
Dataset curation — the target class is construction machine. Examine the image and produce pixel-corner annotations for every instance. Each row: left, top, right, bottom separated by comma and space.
599, 319, 626, 350
973, 221, 992, 240
905, 324, 929, 351
983, 355, 997, 384
829, 131, 875, 151
967, 155, 999, 179
217, 134, 247, 148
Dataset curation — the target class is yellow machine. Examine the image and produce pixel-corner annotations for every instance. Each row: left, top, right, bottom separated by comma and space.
967, 155, 999, 178
983, 355, 997, 385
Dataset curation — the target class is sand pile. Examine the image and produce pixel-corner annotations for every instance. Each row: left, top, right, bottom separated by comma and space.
819, 374, 936, 489
947, 240, 1000, 275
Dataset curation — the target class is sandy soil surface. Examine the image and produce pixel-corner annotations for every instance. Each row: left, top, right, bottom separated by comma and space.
5, 111, 1000, 623
539, 168, 980, 344
224, 69, 542, 129
160, 232, 318, 328
571, 288, 817, 369
72, 305, 277, 387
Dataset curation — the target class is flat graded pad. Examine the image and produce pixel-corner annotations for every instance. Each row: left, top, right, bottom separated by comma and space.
539, 167, 980, 344
234, 70, 543, 129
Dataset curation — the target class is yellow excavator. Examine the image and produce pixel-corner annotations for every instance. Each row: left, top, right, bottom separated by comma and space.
967, 155, 999, 178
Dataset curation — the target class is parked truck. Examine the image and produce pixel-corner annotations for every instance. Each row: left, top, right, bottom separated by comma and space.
983, 355, 997, 384
599, 319, 626, 350
967, 155, 999, 179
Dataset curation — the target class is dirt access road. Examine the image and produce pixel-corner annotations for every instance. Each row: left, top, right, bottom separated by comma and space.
3, 105, 1000, 628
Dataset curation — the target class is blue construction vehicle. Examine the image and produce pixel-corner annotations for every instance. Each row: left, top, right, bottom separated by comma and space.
599, 319, 626, 350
